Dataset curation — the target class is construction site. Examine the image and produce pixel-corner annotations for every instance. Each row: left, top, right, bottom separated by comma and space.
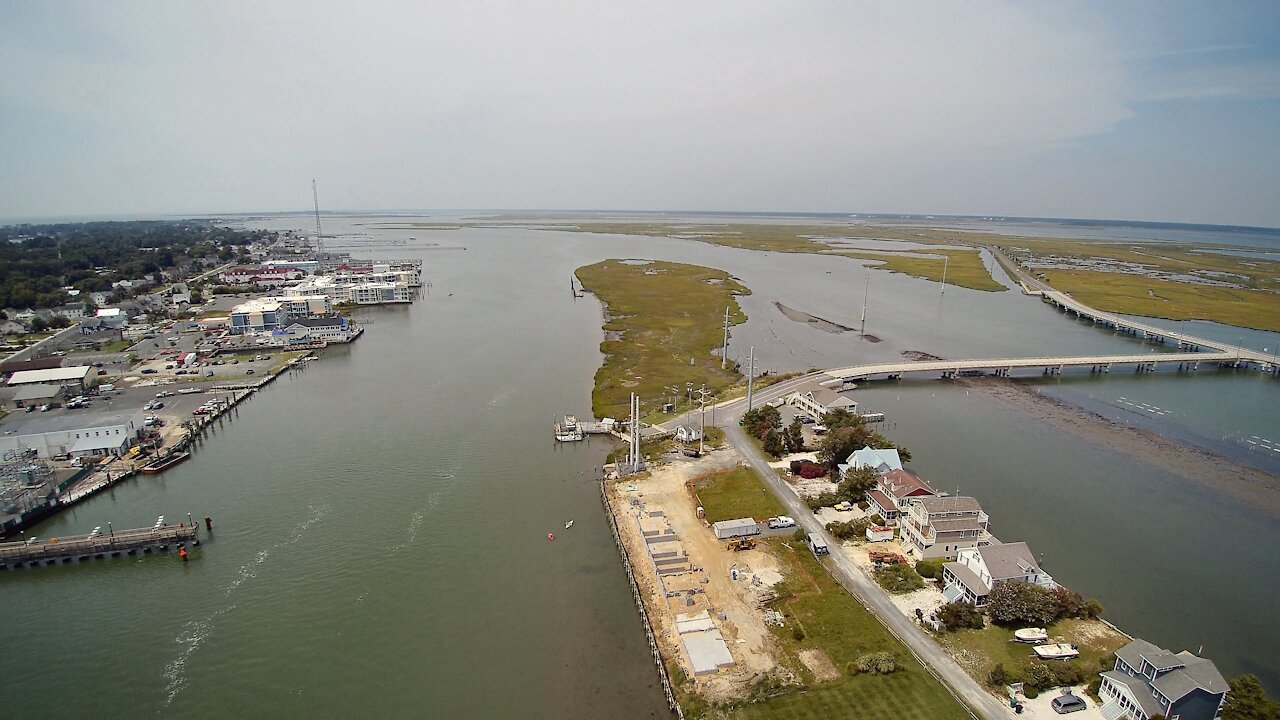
603, 451, 789, 705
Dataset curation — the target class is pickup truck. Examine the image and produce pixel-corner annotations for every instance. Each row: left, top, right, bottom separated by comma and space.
766, 515, 796, 529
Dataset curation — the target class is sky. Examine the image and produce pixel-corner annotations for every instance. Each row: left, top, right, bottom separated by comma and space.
1, 1, 1278, 227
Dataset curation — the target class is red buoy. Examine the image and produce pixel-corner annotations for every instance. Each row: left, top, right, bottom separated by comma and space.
547, 533, 555, 541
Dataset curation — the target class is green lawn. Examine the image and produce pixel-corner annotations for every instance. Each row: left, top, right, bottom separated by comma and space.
693, 465, 788, 522
723, 538, 970, 720
936, 618, 1128, 690
576, 259, 749, 420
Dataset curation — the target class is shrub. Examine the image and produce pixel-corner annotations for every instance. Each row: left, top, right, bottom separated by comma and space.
937, 601, 985, 630
988, 663, 1008, 688
791, 626, 806, 642
875, 564, 925, 594
792, 528, 809, 542
797, 462, 827, 479
1082, 598, 1104, 619
1023, 685, 1039, 699
855, 652, 898, 675
915, 558, 946, 580
826, 518, 872, 540
804, 491, 841, 510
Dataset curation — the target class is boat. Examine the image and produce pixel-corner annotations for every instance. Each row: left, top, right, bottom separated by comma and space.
1033, 643, 1079, 660
554, 415, 584, 442
1014, 628, 1048, 643
140, 451, 191, 475
564, 520, 574, 529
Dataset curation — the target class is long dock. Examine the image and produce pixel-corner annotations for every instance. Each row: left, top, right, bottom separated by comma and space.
0, 519, 199, 569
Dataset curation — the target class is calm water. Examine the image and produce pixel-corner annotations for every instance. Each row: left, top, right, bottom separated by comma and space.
2, 213, 1277, 717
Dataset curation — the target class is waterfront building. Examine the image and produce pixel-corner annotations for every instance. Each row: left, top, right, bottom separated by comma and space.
346, 281, 414, 305
940, 541, 1054, 605
229, 299, 287, 335
94, 308, 127, 329
1098, 639, 1228, 720
785, 380, 857, 419
281, 317, 357, 344
276, 295, 333, 319
899, 495, 991, 560
0, 407, 146, 459
864, 469, 936, 523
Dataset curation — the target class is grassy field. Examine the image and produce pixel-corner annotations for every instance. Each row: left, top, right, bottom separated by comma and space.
693, 466, 789, 522
1040, 268, 1280, 332
935, 619, 1128, 691
727, 538, 970, 719
575, 259, 749, 420
570, 223, 1006, 292
407, 217, 1280, 331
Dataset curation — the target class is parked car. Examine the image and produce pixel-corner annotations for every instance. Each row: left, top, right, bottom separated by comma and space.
151, 401, 164, 409
245, 369, 255, 375
766, 516, 796, 529
97, 369, 107, 375
1050, 694, 1087, 714
205, 370, 214, 377
141, 368, 158, 374
155, 391, 174, 398
25, 405, 35, 413
39, 404, 52, 412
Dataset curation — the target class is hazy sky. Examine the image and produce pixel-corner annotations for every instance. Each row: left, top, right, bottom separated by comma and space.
2, 1, 1278, 226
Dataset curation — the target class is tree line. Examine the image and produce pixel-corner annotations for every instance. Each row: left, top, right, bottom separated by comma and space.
0, 220, 265, 309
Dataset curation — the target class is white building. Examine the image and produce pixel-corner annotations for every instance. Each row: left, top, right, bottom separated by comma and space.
347, 282, 414, 305
0, 408, 146, 459
95, 307, 127, 329
941, 542, 1055, 606
785, 380, 857, 419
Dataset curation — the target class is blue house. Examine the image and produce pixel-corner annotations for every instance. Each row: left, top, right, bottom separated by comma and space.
1098, 638, 1228, 720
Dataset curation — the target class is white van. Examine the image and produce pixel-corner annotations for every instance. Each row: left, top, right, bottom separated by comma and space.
98, 383, 115, 393
807, 532, 829, 557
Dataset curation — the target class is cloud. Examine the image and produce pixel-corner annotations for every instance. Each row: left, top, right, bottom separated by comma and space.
0, 1, 1274, 226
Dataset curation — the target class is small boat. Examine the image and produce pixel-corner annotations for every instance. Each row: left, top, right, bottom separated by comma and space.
1033, 643, 1079, 660
554, 415, 584, 442
140, 451, 191, 475
564, 520, 574, 529
1014, 627, 1048, 643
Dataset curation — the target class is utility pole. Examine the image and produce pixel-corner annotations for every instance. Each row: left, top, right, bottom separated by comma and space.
746, 346, 756, 411
312, 179, 325, 256
697, 384, 709, 455
721, 306, 730, 369
860, 273, 869, 338
940, 256, 949, 294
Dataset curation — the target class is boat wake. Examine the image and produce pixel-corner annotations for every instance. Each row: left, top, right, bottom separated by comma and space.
161, 504, 330, 707
389, 509, 426, 554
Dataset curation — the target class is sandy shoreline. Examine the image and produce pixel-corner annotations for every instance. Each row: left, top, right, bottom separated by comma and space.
959, 377, 1280, 517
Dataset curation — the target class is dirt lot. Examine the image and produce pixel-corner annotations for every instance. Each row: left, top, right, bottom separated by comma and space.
607, 450, 787, 702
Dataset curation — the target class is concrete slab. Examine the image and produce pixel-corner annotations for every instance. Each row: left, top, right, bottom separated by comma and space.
682, 629, 735, 675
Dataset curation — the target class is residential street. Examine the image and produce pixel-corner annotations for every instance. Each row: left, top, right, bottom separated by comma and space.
684, 376, 1010, 720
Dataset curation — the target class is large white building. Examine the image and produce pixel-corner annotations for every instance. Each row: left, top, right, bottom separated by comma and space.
0, 408, 147, 458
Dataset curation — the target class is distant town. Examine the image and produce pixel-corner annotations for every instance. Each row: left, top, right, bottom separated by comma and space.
0, 221, 422, 539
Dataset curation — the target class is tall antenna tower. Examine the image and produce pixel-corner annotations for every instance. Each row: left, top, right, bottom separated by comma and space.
312, 178, 325, 255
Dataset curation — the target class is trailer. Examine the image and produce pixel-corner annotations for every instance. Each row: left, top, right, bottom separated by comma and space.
712, 518, 760, 540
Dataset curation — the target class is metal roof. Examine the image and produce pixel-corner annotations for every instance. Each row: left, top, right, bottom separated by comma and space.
713, 518, 759, 530
70, 435, 131, 452
7, 366, 92, 385
13, 384, 62, 401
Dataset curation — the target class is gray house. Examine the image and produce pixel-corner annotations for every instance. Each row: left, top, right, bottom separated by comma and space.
1097, 638, 1228, 720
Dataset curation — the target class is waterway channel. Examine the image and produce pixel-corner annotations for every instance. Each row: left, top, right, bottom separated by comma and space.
1, 214, 1277, 717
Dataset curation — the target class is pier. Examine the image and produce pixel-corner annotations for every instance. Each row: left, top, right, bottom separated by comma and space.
0, 517, 200, 569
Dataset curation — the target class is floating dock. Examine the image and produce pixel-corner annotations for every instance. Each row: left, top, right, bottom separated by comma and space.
0, 518, 200, 569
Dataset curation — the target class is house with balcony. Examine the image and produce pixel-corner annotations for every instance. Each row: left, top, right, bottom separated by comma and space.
785, 380, 857, 420
229, 299, 288, 335
899, 495, 991, 560
941, 541, 1054, 606
1097, 638, 1228, 720
864, 469, 937, 523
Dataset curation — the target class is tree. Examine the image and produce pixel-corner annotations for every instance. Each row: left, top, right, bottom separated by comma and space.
988, 663, 1008, 688
987, 580, 1060, 627
1222, 675, 1280, 720
740, 405, 781, 441
784, 419, 805, 453
854, 652, 898, 675
762, 428, 784, 457
816, 425, 871, 471
838, 465, 879, 501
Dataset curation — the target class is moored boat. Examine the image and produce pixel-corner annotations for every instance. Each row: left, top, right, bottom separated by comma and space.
140, 451, 191, 475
